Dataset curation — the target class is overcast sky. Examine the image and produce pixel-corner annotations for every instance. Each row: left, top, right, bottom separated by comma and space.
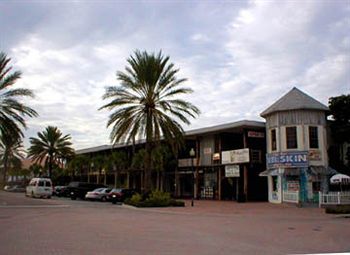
1, 0, 349, 150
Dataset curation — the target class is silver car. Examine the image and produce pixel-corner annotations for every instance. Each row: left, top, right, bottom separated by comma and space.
85, 188, 111, 202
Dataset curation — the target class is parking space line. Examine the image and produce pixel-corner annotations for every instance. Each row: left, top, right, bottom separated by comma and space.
0, 205, 70, 208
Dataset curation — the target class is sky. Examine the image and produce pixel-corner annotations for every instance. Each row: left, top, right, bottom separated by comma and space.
0, 0, 349, 150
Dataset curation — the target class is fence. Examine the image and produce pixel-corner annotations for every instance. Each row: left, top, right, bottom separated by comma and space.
319, 191, 350, 207
283, 191, 299, 203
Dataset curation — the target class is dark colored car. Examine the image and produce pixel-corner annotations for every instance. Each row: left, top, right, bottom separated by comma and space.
53, 186, 67, 197
6, 184, 26, 193
107, 188, 137, 204
66, 182, 106, 200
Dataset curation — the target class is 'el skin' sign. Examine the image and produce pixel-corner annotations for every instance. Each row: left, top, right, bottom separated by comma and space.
266, 151, 308, 169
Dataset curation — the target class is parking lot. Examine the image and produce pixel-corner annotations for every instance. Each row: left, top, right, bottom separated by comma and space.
0, 191, 349, 255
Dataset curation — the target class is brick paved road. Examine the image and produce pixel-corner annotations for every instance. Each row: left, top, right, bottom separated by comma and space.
0, 191, 349, 255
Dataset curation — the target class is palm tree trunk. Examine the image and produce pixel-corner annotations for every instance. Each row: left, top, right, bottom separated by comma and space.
114, 172, 117, 188
48, 154, 53, 178
2, 155, 9, 184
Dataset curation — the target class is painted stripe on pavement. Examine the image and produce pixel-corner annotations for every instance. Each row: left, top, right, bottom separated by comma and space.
0, 205, 69, 208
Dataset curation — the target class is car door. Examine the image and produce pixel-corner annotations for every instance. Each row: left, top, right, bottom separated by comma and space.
44, 180, 52, 194
37, 180, 45, 195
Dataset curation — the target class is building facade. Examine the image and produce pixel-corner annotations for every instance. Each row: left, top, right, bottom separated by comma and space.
74, 87, 335, 204
260, 87, 333, 204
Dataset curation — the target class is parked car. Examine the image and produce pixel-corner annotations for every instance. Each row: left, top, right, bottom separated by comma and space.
26, 178, 53, 198
66, 182, 106, 200
53, 186, 67, 197
85, 188, 112, 201
108, 188, 137, 204
7, 185, 26, 192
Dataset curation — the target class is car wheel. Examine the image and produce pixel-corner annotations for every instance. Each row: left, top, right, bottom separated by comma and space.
71, 196, 76, 200
47, 196, 51, 199
101, 196, 106, 202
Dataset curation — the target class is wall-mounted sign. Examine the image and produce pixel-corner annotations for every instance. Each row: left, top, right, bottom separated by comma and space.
248, 131, 265, 138
225, 165, 240, 177
309, 150, 322, 161
212, 153, 220, 161
203, 147, 212, 155
266, 151, 308, 169
222, 148, 250, 164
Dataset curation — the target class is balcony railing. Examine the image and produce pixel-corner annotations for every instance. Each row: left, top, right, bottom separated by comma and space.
283, 191, 299, 203
178, 158, 199, 167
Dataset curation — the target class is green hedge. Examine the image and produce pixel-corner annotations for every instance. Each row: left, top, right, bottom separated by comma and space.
325, 205, 350, 214
125, 190, 185, 207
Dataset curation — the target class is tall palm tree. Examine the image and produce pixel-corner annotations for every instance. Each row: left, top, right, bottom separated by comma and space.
0, 52, 38, 140
0, 134, 25, 183
28, 126, 75, 178
100, 50, 200, 192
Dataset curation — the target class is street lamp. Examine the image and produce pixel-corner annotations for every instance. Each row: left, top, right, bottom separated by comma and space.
189, 148, 195, 207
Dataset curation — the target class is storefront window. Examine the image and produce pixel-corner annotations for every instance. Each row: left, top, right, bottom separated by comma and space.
272, 176, 278, 192
286, 126, 297, 149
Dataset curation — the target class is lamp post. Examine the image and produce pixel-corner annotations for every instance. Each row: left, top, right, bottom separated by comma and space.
189, 148, 195, 207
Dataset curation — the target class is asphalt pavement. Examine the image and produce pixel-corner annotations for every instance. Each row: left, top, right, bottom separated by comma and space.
0, 191, 349, 255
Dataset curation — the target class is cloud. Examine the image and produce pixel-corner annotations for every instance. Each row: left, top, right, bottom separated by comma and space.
0, 1, 348, 150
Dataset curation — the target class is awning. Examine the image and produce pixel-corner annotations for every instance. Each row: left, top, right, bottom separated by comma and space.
284, 168, 300, 176
309, 166, 339, 176
259, 169, 280, 177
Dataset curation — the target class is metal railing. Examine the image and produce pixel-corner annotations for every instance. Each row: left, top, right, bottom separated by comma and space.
283, 191, 299, 203
319, 191, 350, 207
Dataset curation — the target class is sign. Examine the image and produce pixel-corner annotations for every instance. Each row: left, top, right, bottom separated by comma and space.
266, 151, 308, 169
248, 131, 265, 138
222, 148, 250, 164
309, 150, 322, 161
212, 153, 220, 161
203, 147, 212, 155
225, 165, 240, 177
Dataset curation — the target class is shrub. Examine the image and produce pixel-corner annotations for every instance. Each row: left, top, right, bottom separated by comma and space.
325, 205, 350, 214
124, 190, 184, 207
145, 190, 171, 207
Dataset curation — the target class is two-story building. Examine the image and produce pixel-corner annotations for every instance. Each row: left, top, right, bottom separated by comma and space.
260, 87, 334, 204
74, 87, 334, 204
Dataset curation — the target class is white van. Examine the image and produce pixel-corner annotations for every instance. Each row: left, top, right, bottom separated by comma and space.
26, 178, 53, 198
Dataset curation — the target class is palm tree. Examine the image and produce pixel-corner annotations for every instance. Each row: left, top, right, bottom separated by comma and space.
100, 50, 200, 192
0, 52, 38, 140
0, 134, 25, 183
106, 151, 128, 188
68, 154, 90, 180
28, 126, 75, 178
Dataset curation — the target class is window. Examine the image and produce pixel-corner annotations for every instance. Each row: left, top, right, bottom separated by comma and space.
286, 126, 297, 149
309, 126, 319, 149
271, 129, 277, 151
251, 150, 262, 163
38, 180, 44, 187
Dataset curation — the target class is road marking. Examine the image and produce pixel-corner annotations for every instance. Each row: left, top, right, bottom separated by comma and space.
0, 205, 69, 208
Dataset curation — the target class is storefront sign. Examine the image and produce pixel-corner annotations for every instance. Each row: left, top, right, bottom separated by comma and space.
266, 151, 308, 169
203, 147, 212, 155
225, 165, 240, 177
222, 148, 250, 164
212, 153, 220, 160
309, 150, 322, 161
247, 131, 265, 138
